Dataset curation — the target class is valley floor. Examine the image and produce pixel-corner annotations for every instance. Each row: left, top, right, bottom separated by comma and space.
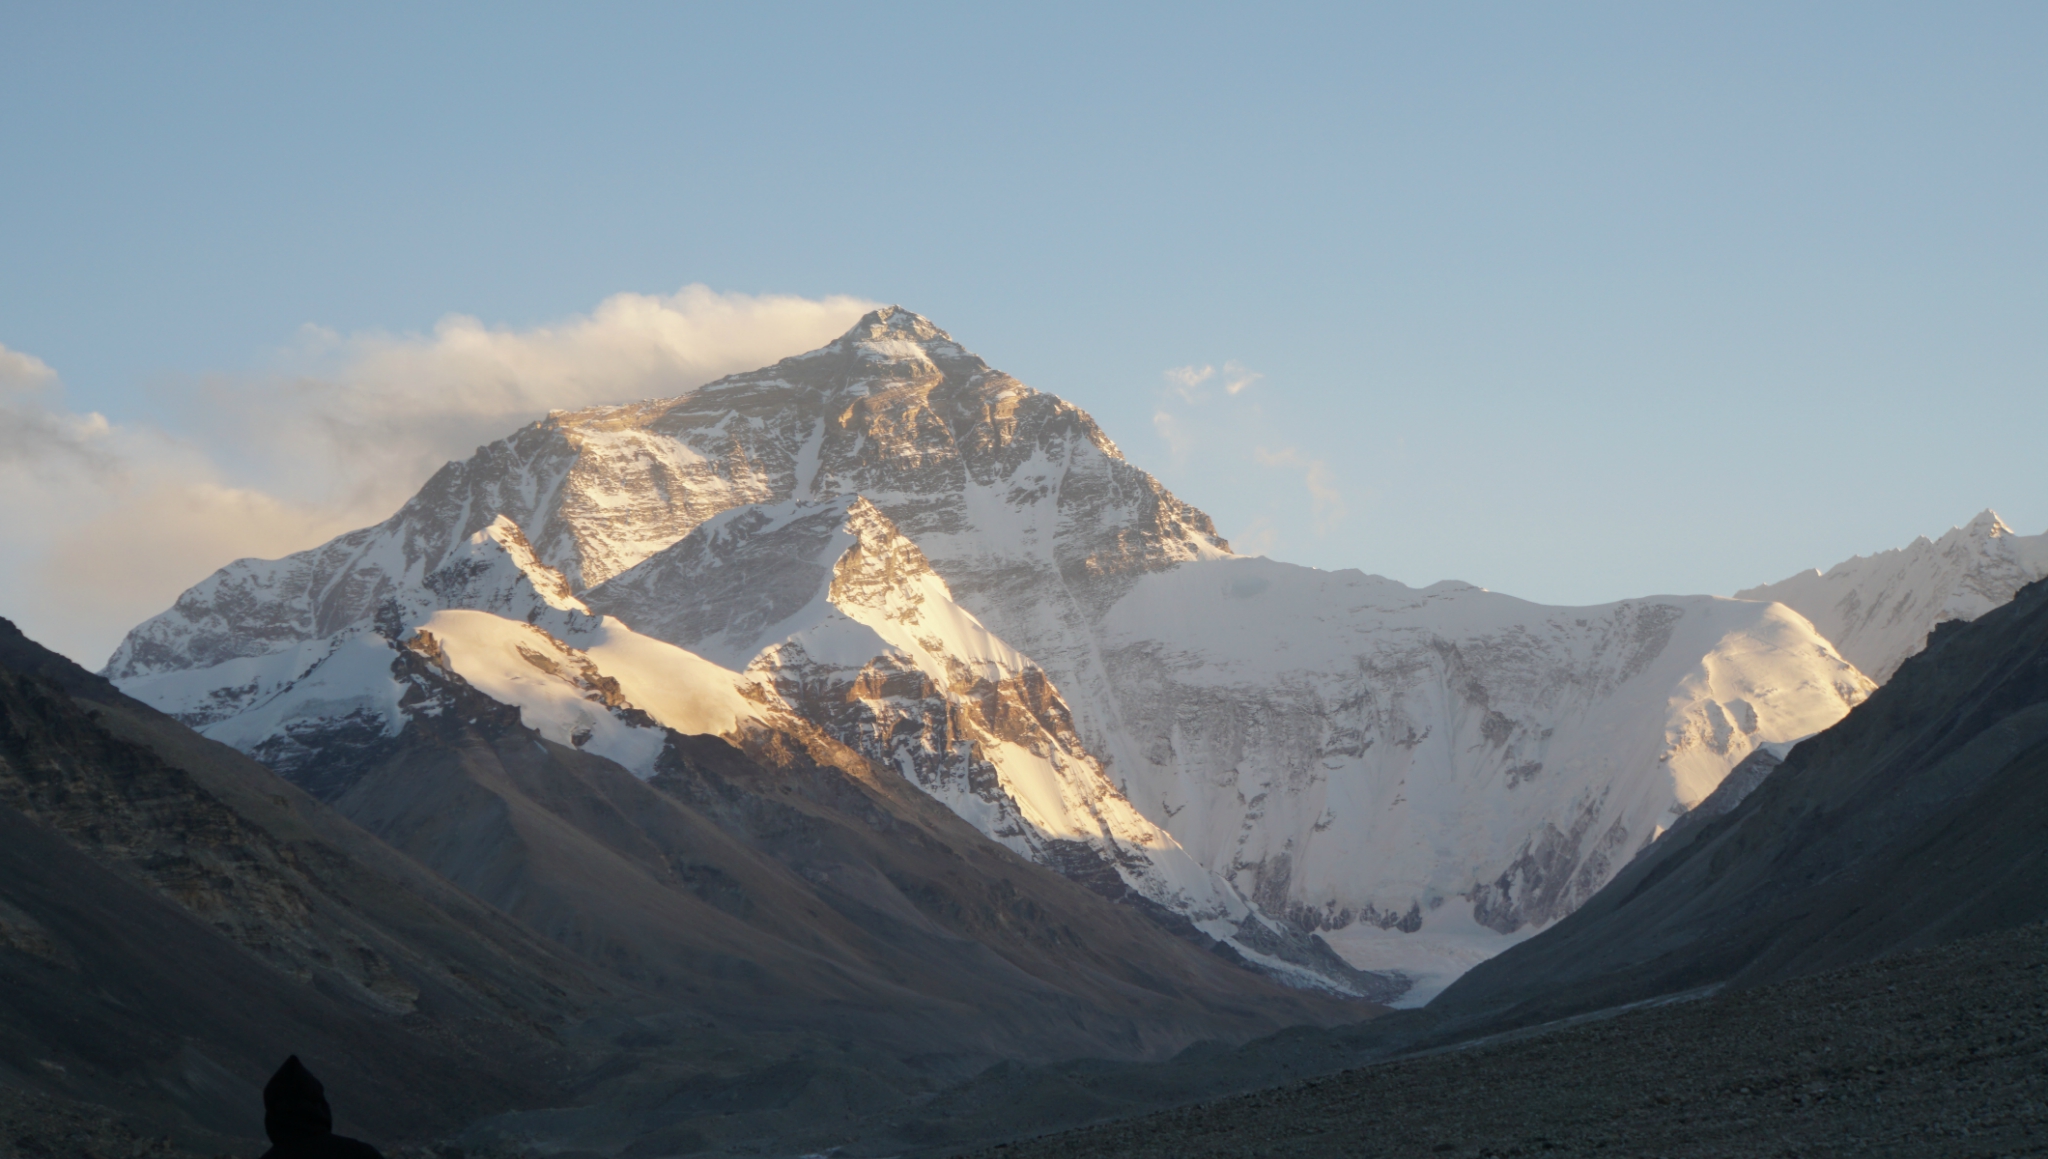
14, 923, 2045, 1159
961, 921, 2048, 1159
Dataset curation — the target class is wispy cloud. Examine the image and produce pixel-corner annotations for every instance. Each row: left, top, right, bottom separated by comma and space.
1151, 358, 1265, 463
1162, 360, 1262, 402
0, 345, 57, 392
1163, 363, 1215, 402
210, 284, 877, 514
1150, 357, 1347, 552
1221, 360, 1263, 395
1254, 445, 1346, 534
0, 286, 878, 665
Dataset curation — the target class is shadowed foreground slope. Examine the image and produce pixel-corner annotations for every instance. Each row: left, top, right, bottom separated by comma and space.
0, 618, 602, 1153
0, 614, 1366, 1157
964, 919, 2048, 1158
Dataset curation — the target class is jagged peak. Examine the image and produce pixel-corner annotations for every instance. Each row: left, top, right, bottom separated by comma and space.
806, 305, 977, 367
844, 305, 948, 343
1962, 508, 2014, 539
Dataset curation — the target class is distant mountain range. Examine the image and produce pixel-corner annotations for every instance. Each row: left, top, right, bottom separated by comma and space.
799, 572, 2048, 1153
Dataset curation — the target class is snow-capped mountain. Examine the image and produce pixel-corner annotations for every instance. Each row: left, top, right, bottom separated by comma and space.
583, 494, 1237, 925
1094, 564, 1866, 964
1738, 510, 2048, 685
110, 515, 754, 785
105, 307, 1874, 1000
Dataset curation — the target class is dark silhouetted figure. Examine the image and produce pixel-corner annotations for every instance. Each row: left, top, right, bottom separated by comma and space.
259, 1056, 383, 1158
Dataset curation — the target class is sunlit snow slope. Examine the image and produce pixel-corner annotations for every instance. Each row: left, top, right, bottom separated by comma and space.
107, 307, 1877, 998
1739, 511, 2048, 686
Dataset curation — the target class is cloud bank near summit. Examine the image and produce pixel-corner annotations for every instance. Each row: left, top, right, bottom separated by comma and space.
0, 286, 878, 666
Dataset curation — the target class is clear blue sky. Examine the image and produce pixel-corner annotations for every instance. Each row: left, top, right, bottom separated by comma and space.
4, 2, 2044, 622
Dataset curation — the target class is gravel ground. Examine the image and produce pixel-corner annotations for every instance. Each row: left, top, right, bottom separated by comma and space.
12, 923, 2044, 1158
964, 922, 2048, 1158
0, 1085, 206, 1158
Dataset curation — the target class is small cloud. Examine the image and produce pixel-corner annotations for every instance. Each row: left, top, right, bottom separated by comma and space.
1163, 364, 1215, 402
1161, 360, 1261, 402
1233, 515, 1281, 557
1254, 445, 1346, 534
1222, 361, 1264, 395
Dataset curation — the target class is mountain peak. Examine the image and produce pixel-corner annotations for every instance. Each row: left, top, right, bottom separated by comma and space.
1963, 508, 2014, 539
828, 306, 962, 354
1740, 508, 2048, 685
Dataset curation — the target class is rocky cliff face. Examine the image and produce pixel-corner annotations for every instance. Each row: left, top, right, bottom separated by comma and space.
105, 307, 1875, 995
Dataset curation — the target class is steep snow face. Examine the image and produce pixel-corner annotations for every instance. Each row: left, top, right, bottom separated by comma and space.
1738, 511, 2048, 684
587, 495, 1239, 921
1095, 557, 1872, 943
113, 515, 762, 780
411, 610, 764, 776
110, 517, 588, 732
105, 513, 585, 684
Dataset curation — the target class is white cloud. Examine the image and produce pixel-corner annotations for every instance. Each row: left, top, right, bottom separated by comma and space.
1163, 364, 1215, 402
0, 287, 878, 665
1151, 358, 1266, 462
1151, 356, 1329, 551
1162, 360, 1260, 403
0, 345, 57, 389
1221, 360, 1264, 395
204, 284, 878, 515
1254, 445, 1346, 534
